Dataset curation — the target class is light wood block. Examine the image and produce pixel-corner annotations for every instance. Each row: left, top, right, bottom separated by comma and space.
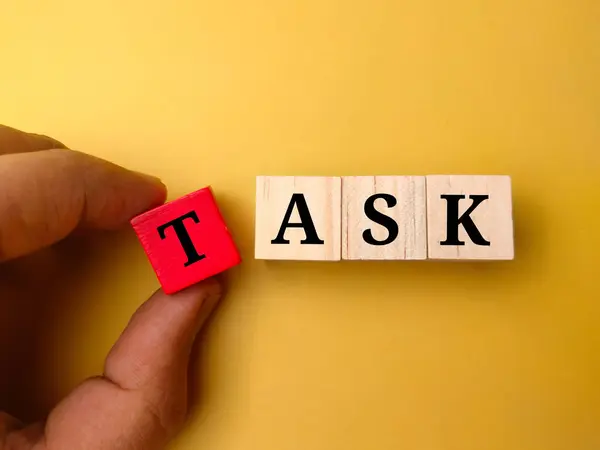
342, 176, 427, 260
255, 176, 341, 260
426, 175, 514, 260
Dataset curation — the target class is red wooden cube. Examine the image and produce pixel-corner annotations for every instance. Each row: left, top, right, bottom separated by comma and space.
131, 186, 241, 294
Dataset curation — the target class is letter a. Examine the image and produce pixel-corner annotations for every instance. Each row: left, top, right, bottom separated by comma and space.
271, 194, 325, 245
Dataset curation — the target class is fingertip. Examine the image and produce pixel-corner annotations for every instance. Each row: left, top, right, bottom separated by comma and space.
126, 169, 169, 210
157, 277, 225, 338
117, 170, 168, 226
70, 153, 170, 229
166, 277, 224, 321
132, 171, 167, 195
166, 276, 224, 299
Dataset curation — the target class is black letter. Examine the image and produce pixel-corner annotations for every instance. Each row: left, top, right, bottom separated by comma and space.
440, 195, 490, 246
157, 211, 206, 266
362, 193, 399, 246
271, 194, 324, 244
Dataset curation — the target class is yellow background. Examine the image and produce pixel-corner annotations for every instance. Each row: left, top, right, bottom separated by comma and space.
1, 0, 600, 449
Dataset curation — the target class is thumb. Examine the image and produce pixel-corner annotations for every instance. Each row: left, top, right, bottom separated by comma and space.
35, 278, 223, 449
104, 277, 223, 392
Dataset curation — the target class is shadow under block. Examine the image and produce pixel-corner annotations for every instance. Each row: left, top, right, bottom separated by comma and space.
131, 187, 241, 294
255, 176, 342, 260
342, 176, 427, 260
426, 175, 514, 260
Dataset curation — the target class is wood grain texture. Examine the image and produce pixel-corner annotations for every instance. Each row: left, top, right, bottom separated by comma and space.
342, 176, 427, 260
426, 175, 514, 260
255, 176, 341, 260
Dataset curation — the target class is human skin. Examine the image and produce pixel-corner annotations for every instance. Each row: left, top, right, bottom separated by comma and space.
0, 124, 223, 449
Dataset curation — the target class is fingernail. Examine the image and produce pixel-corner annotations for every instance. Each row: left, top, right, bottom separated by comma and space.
27, 132, 68, 149
134, 170, 165, 187
132, 171, 168, 206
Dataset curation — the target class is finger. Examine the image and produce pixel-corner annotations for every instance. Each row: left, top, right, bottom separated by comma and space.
104, 277, 223, 391
0, 124, 67, 155
0, 148, 166, 262
35, 279, 223, 450
0, 411, 22, 435
0, 412, 43, 448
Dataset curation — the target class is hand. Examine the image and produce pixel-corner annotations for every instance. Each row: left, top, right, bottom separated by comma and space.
0, 125, 223, 449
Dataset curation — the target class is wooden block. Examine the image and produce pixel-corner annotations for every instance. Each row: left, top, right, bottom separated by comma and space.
341, 176, 427, 260
426, 175, 514, 260
255, 176, 341, 260
131, 187, 241, 294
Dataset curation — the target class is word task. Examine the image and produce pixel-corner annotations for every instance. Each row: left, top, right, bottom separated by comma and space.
255, 175, 514, 261
131, 175, 513, 293
131, 187, 241, 294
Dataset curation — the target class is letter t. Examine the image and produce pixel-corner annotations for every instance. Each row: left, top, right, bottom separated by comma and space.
157, 211, 206, 266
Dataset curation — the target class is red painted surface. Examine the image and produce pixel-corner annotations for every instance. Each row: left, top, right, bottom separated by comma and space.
131, 186, 241, 294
